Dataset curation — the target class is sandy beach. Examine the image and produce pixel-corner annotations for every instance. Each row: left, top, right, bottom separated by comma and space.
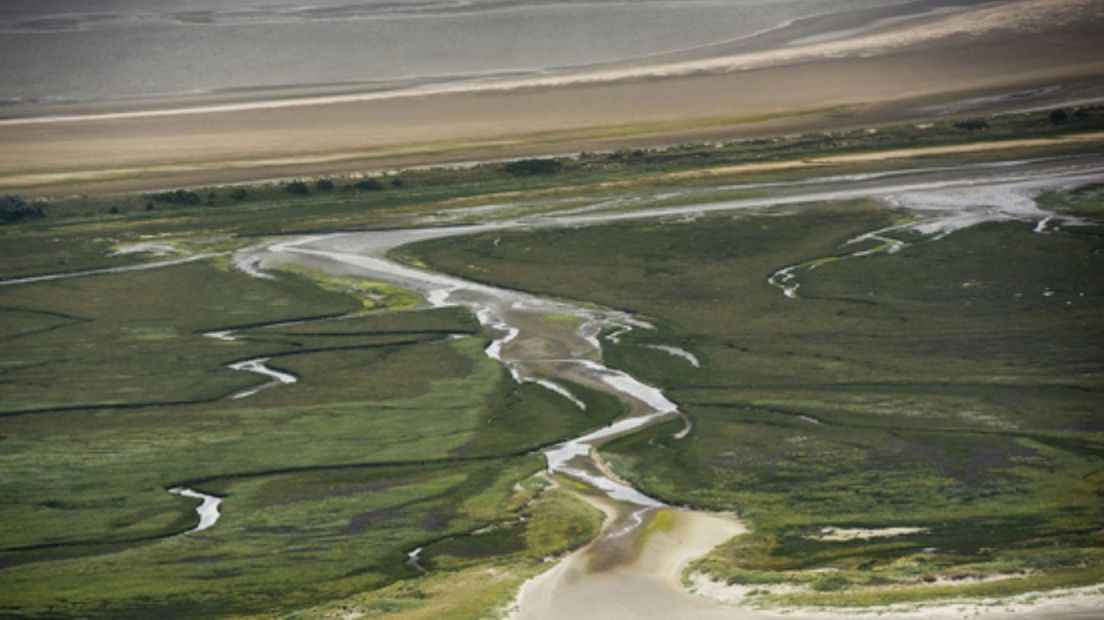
2, 0, 1102, 196
508, 504, 751, 620
509, 491, 1104, 620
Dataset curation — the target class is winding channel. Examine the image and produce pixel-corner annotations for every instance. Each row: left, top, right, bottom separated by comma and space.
239, 155, 1104, 617
226, 358, 298, 400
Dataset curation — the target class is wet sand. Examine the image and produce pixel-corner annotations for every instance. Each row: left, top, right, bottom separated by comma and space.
512, 501, 1104, 620
510, 506, 748, 620
2, 0, 1102, 196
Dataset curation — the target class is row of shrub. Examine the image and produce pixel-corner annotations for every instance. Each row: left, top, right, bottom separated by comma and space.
137, 176, 406, 209
283, 176, 408, 196
279, 157, 564, 197
954, 107, 1092, 131
136, 157, 566, 209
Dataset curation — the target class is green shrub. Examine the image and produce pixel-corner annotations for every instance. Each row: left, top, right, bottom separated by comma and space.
229, 188, 248, 201
0, 195, 45, 224
315, 179, 335, 191
811, 574, 851, 592
355, 178, 384, 191
148, 189, 201, 205
953, 119, 989, 131
503, 159, 564, 176
286, 180, 311, 195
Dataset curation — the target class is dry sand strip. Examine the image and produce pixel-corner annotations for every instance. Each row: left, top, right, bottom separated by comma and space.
662, 132, 1104, 181
4, 130, 1102, 201
2, 0, 1102, 196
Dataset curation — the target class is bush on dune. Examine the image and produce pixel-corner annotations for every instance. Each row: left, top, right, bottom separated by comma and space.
355, 178, 385, 191
0, 195, 45, 224
953, 119, 989, 131
147, 189, 201, 206
286, 180, 311, 195
503, 159, 564, 176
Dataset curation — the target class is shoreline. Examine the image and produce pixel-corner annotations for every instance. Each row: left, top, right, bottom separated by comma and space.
0, 0, 1088, 127
2, 0, 1101, 196
0, 0, 982, 122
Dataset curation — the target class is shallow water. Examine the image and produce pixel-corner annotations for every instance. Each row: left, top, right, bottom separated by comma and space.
168, 487, 223, 532
0, 0, 903, 103
227, 358, 298, 400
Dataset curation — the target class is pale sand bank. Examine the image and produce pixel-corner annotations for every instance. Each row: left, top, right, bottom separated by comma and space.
508, 506, 748, 620
687, 577, 1104, 619
810, 526, 928, 542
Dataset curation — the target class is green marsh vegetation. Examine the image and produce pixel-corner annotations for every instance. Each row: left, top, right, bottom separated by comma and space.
1, 108, 1103, 616
0, 257, 619, 617
405, 198, 1104, 606
1040, 182, 1104, 218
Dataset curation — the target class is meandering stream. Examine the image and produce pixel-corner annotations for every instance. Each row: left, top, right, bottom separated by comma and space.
226, 358, 297, 400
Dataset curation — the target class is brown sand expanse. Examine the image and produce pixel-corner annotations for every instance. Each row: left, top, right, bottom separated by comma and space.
508, 497, 1104, 620
2, 0, 1102, 197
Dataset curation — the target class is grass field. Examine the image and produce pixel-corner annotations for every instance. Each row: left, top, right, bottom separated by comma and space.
405, 197, 1104, 605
